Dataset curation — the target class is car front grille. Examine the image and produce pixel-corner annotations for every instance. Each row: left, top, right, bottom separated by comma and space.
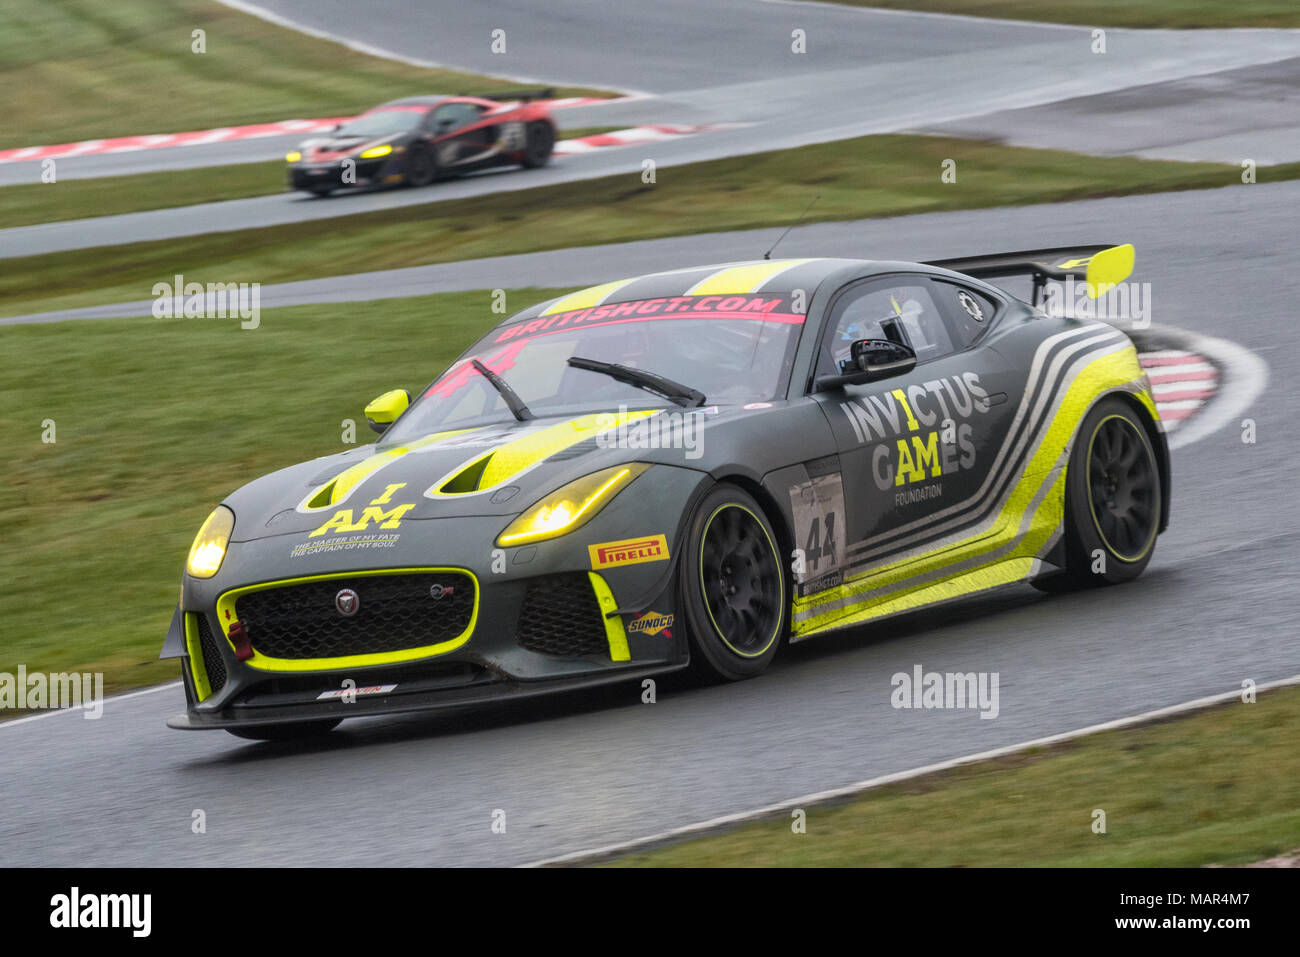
195, 613, 228, 695
517, 573, 611, 658
234, 572, 475, 661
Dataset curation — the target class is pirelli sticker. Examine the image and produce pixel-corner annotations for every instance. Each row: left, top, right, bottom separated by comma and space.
589, 534, 670, 570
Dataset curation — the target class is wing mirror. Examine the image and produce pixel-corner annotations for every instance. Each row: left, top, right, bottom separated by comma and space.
364, 389, 410, 433
815, 339, 917, 391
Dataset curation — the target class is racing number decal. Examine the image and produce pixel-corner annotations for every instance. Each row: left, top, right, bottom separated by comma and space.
498, 121, 525, 151
788, 473, 844, 584
804, 510, 837, 571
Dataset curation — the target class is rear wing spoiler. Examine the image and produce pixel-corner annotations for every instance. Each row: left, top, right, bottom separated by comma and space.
925, 244, 1135, 306
461, 88, 555, 103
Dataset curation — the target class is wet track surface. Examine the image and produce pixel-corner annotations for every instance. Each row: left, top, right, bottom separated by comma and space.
2, 181, 1296, 865
0, 0, 1295, 253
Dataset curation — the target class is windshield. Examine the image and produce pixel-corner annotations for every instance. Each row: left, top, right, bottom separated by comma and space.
382, 296, 805, 442
335, 107, 426, 139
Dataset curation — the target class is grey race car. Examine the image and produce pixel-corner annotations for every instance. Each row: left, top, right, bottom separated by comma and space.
161, 248, 1169, 739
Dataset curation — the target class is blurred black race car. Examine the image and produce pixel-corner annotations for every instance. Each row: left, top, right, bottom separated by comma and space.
285, 91, 557, 196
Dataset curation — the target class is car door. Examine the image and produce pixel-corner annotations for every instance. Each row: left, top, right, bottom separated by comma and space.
425, 102, 489, 168
810, 273, 1024, 577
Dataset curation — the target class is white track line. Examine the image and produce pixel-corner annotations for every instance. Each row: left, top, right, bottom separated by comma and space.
522, 674, 1300, 866
0, 681, 180, 729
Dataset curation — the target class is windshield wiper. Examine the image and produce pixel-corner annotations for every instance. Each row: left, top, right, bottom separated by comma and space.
472, 359, 534, 421
567, 357, 706, 408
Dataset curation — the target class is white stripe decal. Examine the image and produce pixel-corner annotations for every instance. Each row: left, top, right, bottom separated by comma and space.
847, 326, 1124, 563
828, 337, 1129, 597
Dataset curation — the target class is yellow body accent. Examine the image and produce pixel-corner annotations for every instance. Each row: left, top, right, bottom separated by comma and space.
320, 449, 407, 508
285, 151, 302, 163
432, 410, 656, 496
542, 278, 638, 316
587, 573, 631, 662
215, 568, 479, 672
184, 613, 214, 702
685, 259, 811, 296
359, 144, 393, 159
1053, 245, 1136, 298
365, 388, 410, 425
1132, 385, 1161, 423
482, 412, 652, 488
303, 428, 475, 510
793, 345, 1146, 638
1085, 244, 1135, 298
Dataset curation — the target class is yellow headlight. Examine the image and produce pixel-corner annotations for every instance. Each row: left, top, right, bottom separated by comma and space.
497, 464, 648, 547
186, 505, 234, 579
359, 144, 393, 159
285, 151, 302, 162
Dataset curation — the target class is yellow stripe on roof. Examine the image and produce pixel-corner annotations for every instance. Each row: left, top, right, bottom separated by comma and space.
685, 259, 812, 296
541, 278, 638, 316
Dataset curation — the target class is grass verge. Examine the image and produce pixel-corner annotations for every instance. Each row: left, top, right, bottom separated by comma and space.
816, 0, 1300, 28
0, 289, 574, 704
6, 134, 1298, 317
0, 128, 629, 230
0, 0, 613, 151
603, 685, 1300, 866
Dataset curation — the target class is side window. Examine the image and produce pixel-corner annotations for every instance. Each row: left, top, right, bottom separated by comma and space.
935, 281, 1000, 348
819, 277, 954, 377
427, 103, 479, 133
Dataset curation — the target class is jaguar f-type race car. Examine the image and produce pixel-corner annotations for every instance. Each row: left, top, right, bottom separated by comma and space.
162, 245, 1169, 739
284, 91, 556, 195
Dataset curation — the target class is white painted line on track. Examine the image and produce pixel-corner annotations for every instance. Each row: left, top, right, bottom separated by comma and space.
0, 681, 180, 729
522, 673, 1300, 866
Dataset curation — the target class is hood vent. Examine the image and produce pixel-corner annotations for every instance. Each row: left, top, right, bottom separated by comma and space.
438, 453, 494, 495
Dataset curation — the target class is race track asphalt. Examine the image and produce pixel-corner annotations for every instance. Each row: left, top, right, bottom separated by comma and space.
2, 180, 1295, 866
0, 0, 1295, 251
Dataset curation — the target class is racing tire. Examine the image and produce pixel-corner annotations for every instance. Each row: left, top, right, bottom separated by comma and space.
226, 719, 342, 742
521, 121, 555, 168
680, 484, 787, 681
404, 145, 438, 188
1036, 397, 1161, 591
